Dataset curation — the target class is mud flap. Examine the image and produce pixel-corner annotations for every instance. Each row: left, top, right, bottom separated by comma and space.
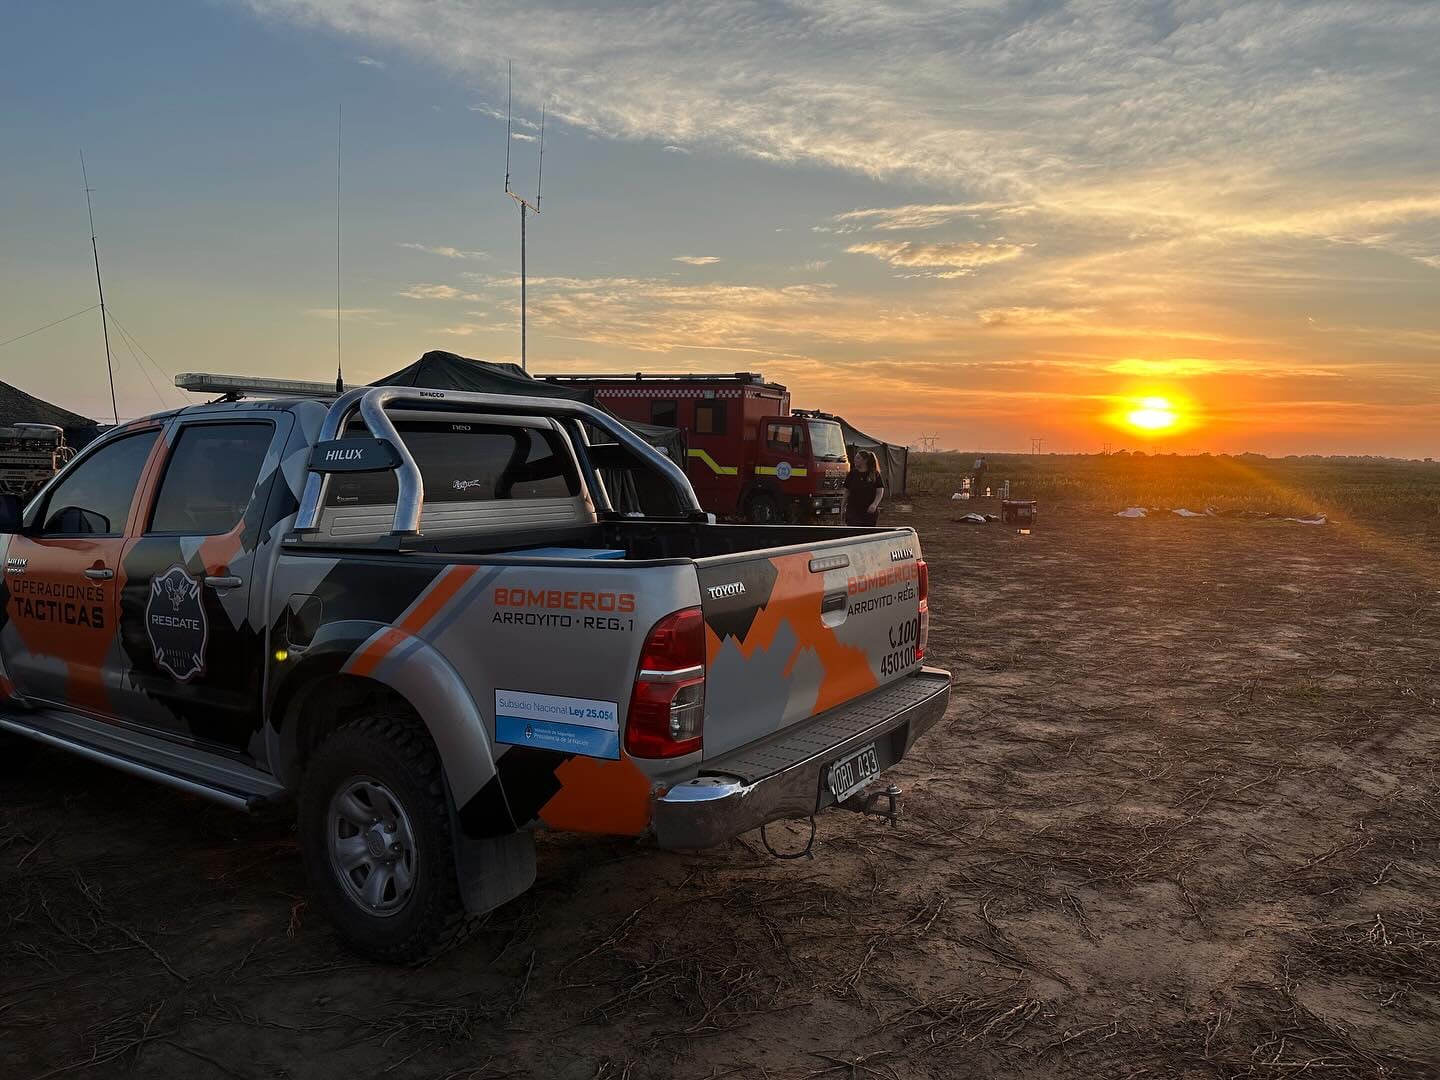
453, 827, 537, 914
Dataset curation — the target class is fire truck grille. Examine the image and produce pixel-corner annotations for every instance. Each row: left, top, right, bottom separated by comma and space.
823, 474, 845, 490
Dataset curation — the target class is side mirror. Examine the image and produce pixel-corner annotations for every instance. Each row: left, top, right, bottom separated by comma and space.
0, 494, 23, 534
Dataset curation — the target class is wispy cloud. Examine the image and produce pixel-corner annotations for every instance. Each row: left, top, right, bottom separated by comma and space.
824, 203, 1032, 233
467, 102, 539, 130
510, 132, 537, 143
662, 145, 689, 154
399, 242, 487, 260
354, 54, 384, 69
398, 283, 462, 300
672, 255, 720, 266
847, 240, 1025, 277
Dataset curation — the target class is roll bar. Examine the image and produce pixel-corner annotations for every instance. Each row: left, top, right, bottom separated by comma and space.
294, 385, 705, 535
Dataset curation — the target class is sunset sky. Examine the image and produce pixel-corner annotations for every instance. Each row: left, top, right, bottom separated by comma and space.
3, 1, 1437, 455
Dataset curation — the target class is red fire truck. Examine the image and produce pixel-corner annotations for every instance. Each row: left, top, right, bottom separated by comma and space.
538, 373, 850, 523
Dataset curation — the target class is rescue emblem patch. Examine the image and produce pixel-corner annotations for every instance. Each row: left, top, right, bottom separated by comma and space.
147, 565, 208, 681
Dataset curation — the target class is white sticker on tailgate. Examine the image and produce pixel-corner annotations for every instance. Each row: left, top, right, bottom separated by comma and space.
494, 689, 620, 759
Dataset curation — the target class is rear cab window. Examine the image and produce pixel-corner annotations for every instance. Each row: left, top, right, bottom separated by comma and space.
325, 420, 580, 507
148, 422, 274, 535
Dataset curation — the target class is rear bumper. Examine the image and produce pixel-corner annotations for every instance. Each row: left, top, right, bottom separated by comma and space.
652, 666, 951, 850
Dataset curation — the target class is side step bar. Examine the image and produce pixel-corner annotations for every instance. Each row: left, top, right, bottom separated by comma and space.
0, 711, 284, 811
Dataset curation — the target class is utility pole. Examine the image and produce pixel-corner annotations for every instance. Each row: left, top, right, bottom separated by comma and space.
81, 151, 118, 425
1030, 435, 1044, 455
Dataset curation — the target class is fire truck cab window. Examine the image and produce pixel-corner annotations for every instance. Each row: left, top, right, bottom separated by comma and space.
148, 423, 273, 535
694, 400, 728, 435
765, 421, 804, 454
37, 431, 159, 536
650, 399, 678, 428
326, 421, 579, 507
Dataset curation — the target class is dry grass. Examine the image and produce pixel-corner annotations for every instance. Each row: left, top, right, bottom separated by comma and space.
909, 450, 1440, 523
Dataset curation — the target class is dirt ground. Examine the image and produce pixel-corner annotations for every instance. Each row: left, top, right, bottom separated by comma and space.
3, 499, 1438, 1080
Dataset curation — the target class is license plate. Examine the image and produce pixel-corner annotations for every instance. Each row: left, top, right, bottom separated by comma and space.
826, 742, 880, 802
829, 507, 841, 514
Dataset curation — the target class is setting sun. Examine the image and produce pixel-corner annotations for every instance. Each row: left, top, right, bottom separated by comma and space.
1126, 397, 1179, 432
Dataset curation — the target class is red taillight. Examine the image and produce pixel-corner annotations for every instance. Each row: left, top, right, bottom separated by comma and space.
625, 607, 706, 758
915, 558, 930, 662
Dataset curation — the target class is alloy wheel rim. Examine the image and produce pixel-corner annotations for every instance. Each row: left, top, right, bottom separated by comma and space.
327, 777, 418, 918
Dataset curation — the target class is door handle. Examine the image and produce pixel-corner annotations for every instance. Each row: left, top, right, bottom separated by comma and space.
83, 567, 114, 580
204, 575, 243, 590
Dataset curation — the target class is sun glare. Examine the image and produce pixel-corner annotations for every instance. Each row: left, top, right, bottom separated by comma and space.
1126, 396, 1179, 432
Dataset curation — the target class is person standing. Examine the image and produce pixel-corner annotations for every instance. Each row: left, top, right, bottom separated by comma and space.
845, 450, 885, 526
972, 455, 988, 497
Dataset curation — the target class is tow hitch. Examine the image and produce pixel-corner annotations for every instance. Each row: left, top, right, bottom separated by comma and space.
759, 783, 904, 861
839, 783, 903, 827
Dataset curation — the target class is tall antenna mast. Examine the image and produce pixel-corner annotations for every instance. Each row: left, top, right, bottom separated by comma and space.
335, 104, 344, 394
503, 64, 544, 372
81, 151, 119, 425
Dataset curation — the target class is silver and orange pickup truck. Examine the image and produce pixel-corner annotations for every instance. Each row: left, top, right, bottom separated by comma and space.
0, 376, 950, 962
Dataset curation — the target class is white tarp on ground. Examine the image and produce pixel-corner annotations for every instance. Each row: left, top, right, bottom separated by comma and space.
1117, 506, 1329, 525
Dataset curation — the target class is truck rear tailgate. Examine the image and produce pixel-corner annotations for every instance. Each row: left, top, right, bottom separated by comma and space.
696, 530, 926, 760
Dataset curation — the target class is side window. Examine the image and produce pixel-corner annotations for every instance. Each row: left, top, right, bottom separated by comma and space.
148, 423, 273, 535
39, 430, 159, 536
765, 421, 803, 453
650, 399, 678, 428
695, 400, 728, 435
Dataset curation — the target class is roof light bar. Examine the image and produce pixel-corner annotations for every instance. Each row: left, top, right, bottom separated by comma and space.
175, 373, 349, 399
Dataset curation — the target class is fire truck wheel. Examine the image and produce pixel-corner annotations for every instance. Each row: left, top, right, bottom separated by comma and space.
299, 704, 480, 964
745, 491, 783, 525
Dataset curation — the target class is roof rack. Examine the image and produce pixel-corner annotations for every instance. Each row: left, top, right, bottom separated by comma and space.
176, 373, 349, 399
537, 372, 768, 385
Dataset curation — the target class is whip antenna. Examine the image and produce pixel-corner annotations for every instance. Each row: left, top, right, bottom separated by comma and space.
535, 101, 545, 210
335, 104, 344, 394
501, 67, 547, 372
81, 150, 119, 425
503, 60, 513, 195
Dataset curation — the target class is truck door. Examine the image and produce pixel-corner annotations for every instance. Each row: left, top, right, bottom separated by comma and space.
686, 397, 739, 516
113, 417, 286, 754
0, 427, 161, 715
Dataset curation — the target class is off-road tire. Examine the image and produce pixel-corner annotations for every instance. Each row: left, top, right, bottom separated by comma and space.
745, 491, 783, 525
299, 705, 479, 964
